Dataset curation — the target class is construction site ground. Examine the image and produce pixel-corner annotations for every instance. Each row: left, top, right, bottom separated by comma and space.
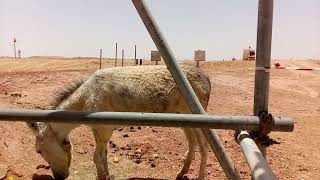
0, 57, 319, 179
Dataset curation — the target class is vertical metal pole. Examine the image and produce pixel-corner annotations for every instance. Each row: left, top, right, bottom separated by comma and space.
99, 49, 102, 69
121, 49, 124, 67
115, 43, 118, 67
254, 0, 273, 116
253, 0, 274, 156
134, 44, 137, 65
131, 1, 240, 179
13, 42, 17, 59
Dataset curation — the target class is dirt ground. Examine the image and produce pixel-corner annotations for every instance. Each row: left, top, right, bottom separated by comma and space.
0, 57, 319, 180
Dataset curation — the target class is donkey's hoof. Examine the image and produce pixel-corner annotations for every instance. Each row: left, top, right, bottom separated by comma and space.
97, 175, 115, 180
176, 174, 189, 180
106, 175, 115, 180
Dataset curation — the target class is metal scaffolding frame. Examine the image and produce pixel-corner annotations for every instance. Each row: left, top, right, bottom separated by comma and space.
0, 0, 292, 179
0, 109, 293, 132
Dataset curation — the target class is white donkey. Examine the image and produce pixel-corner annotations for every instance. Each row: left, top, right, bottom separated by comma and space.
27, 64, 211, 180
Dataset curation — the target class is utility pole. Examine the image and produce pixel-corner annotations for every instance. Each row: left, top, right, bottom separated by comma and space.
134, 44, 138, 65
99, 49, 102, 69
121, 49, 124, 67
115, 43, 118, 67
13, 38, 17, 59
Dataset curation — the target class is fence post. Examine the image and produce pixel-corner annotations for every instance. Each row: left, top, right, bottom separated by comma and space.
115, 43, 118, 67
99, 49, 102, 69
121, 49, 124, 67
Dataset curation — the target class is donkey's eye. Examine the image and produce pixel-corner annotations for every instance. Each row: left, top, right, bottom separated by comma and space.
62, 139, 70, 145
29, 122, 37, 130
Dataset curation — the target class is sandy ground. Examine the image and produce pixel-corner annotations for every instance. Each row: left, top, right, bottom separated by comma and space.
0, 57, 319, 180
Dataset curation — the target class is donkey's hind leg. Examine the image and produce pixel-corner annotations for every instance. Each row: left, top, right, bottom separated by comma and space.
176, 128, 197, 179
92, 128, 114, 180
194, 129, 209, 180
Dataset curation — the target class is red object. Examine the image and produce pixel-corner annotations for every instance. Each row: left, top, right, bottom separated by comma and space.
273, 62, 319, 71
274, 62, 281, 68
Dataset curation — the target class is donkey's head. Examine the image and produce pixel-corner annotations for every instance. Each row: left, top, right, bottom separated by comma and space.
27, 122, 72, 179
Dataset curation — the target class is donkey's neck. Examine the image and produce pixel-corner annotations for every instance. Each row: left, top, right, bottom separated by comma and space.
49, 123, 79, 140
47, 79, 87, 140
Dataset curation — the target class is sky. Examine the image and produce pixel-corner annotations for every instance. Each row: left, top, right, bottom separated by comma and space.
0, 0, 319, 60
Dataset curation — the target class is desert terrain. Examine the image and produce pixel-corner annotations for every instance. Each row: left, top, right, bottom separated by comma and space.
0, 57, 319, 179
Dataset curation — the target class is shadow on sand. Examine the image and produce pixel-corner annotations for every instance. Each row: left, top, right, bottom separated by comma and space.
32, 174, 54, 180
126, 178, 168, 180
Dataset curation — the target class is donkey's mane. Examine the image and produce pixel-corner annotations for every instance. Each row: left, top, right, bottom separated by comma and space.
49, 79, 85, 110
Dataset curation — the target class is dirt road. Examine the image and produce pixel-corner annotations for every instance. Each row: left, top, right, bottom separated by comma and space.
0, 58, 319, 179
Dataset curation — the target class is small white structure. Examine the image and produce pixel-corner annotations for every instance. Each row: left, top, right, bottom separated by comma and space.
243, 47, 256, 61
151, 51, 162, 65
194, 50, 206, 67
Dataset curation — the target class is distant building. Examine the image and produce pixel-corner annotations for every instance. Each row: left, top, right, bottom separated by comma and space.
243, 46, 256, 61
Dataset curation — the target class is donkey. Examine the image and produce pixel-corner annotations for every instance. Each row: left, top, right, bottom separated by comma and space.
27, 64, 211, 180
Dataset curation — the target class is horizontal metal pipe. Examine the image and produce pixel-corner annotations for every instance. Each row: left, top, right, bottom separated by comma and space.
0, 109, 293, 132
237, 131, 276, 179
272, 117, 294, 132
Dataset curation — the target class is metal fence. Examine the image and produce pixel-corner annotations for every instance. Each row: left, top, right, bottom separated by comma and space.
0, 0, 293, 179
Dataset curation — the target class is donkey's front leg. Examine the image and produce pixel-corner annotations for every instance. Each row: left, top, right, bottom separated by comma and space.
93, 128, 114, 180
176, 128, 196, 179
194, 129, 209, 180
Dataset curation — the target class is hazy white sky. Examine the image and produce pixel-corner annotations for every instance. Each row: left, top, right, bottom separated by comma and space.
1, 0, 319, 60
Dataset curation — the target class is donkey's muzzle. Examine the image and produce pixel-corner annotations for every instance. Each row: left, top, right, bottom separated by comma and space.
52, 170, 69, 180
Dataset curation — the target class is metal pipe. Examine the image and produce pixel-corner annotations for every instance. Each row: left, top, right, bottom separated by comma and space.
131, 1, 240, 179
0, 109, 293, 131
237, 131, 276, 180
254, 0, 274, 116
252, 0, 275, 157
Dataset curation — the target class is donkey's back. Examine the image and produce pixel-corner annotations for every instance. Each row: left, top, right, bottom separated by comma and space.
57, 64, 211, 113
